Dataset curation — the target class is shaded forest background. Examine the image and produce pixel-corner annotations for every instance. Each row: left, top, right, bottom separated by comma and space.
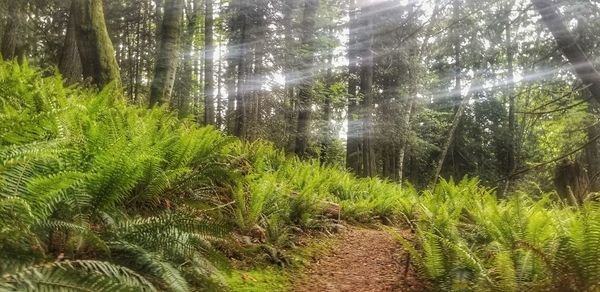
3, 0, 600, 193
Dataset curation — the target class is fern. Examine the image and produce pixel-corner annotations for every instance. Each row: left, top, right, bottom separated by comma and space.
1, 260, 156, 291
108, 242, 189, 292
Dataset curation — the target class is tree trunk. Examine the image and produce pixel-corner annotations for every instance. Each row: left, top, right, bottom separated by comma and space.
294, 0, 319, 157
173, 0, 200, 116
360, 2, 375, 177
533, 0, 600, 103
283, 0, 297, 152
216, 35, 224, 128
149, 0, 184, 107
400, 0, 440, 184
1, 1, 26, 61
503, 1, 517, 194
432, 0, 463, 187
204, 0, 216, 125
226, 0, 254, 137
432, 92, 471, 188
234, 12, 249, 138
225, 0, 240, 135
397, 101, 414, 182
534, 0, 600, 191
72, 0, 121, 89
346, 0, 362, 175
59, 1, 83, 85
225, 59, 237, 134
320, 47, 335, 165
241, 0, 267, 139
585, 107, 600, 192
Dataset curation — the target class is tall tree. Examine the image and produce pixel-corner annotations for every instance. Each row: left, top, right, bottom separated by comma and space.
283, 0, 298, 152
72, 0, 121, 88
319, 33, 336, 165
432, 0, 466, 186
172, 0, 200, 116
346, 0, 362, 174
224, 0, 256, 137
149, 0, 184, 107
359, 1, 375, 177
225, 0, 242, 135
204, 0, 216, 125
59, 0, 82, 84
294, 0, 320, 156
533, 0, 600, 193
503, 0, 517, 193
232, 0, 250, 137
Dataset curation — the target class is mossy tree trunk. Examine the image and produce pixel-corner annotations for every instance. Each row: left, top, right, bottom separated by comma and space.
72, 0, 121, 89
149, 0, 184, 107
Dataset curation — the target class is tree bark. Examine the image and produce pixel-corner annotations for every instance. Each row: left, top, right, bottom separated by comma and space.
1, 1, 26, 61
294, 0, 319, 157
59, 0, 83, 85
72, 0, 121, 89
204, 0, 216, 125
149, 0, 184, 107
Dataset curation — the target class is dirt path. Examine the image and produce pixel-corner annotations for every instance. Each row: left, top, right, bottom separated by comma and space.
292, 227, 423, 292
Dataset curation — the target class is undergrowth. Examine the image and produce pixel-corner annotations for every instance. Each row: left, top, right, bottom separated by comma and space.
394, 178, 600, 292
0, 61, 410, 291
1, 61, 595, 292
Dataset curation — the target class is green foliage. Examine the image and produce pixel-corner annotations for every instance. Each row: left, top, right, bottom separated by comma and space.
0, 61, 414, 290
16, 61, 600, 292
0, 62, 228, 291
394, 177, 600, 291
1, 260, 157, 291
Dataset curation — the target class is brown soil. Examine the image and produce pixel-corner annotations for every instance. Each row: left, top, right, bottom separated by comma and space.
292, 227, 423, 292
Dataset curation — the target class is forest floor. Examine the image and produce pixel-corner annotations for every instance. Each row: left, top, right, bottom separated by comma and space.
291, 227, 423, 292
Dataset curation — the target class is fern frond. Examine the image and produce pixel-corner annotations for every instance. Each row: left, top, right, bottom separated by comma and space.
1, 260, 157, 291
109, 242, 189, 292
